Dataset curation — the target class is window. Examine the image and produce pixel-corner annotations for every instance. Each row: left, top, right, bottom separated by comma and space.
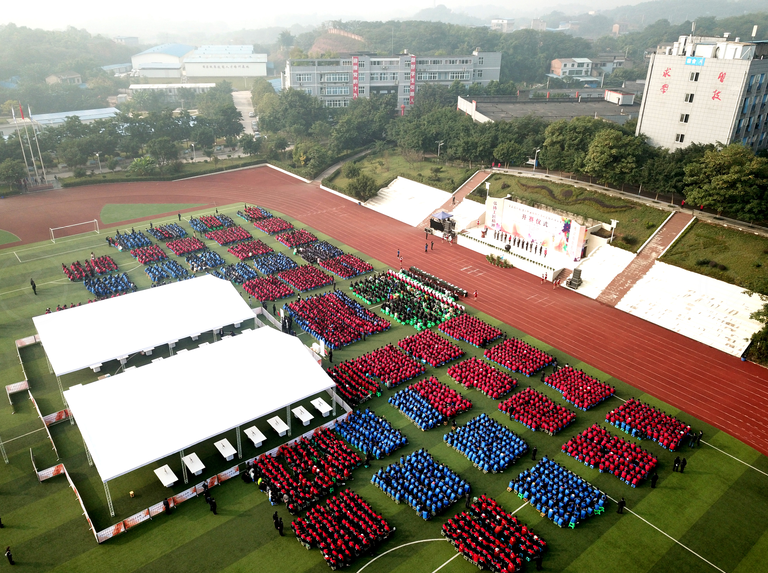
737, 118, 744, 132
325, 86, 350, 95
416, 71, 438, 81
358, 86, 365, 95
577, 63, 584, 67
295, 73, 312, 82
747, 117, 754, 132
358, 73, 365, 81
403, 72, 410, 80
402, 85, 410, 94
476, 70, 483, 78
675, 134, 685, 143
684, 93, 694, 103
446, 59, 458, 65
430, 59, 441, 65
371, 60, 382, 66
403, 98, 410, 106
357, 61, 365, 68
324, 99, 349, 108
459, 59, 471, 65
320, 73, 349, 82
748, 74, 755, 91
370, 72, 398, 81
478, 57, 484, 65
341, 60, 352, 66
689, 72, 699, 81
759, 73, 765, 90
416, 59, 429, 65
743, 97, 750, 114
449, 71, 470, 80
680, 113, 689, 123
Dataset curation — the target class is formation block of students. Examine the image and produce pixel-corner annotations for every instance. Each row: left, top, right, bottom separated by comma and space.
442, 495, 546, 572
147, 223, 186, 241
130, 245, 167, 264
438, 314, 503, 347
561, 424, 657, 487
239, 205, 272, 221
606, 398, 690, 451
402, 267, 467, 299
498, 387, 576, 435
447, 357, 517, 399
483, 338, 554, 377
336, 409, 408, 459
291, 490, 393, 570
278, 265, 335, 292
185, 249, 225, 272
254, 216, 294, 234
297, 241, 344, 263
286, 291, 390, 349
347, 344, 425, 388
227, 239, 273, 260
166, 237, 206, 256
319, 254, 374, 279
371, 449, 470, 520
253, 252, 297, 275
111, 230, 151, 250
242, 276, 294, 302
397, 329, 464, 367
217, 262, 259, 283
84, 273, 136, 297
388, 376, 472, 430
542, 366, 615, 410
276, 229, 318, 248
444, 413, 527, 474
327, 362, 382, 407
509, 457, 607, 528
144, 260, 189, 282
61, 256, 118, 281
204, 225, 252, 246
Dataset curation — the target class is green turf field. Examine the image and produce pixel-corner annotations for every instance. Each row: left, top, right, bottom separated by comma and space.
0, 204, 766, 573
100, 203, 205, 224
0, 229, 20, 246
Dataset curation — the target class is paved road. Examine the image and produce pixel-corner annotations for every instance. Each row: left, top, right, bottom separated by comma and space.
232, 90, 257, 135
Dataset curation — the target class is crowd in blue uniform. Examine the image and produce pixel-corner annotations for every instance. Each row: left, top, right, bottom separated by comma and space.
83, 273, 136, 297
444, 413, 528, 474
335, 409, 408, 459
254, 252, 298, 275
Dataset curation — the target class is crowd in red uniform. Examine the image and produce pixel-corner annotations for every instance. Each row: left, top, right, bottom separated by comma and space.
61, 256, 118, 281
276, 229, 318, 248
438, 314, 504, 347
498, 387, 576, 435
286, 291, 390, 349
543, 366, 615, 410
130, 245, 167, 264
348, 344, 425, 388
562, 424, 657, 487
327, 363, 382, 406
397, 329, 464, 367
483, 338, 554, 376
204, 225, 252, 246
255, 217, 294, 234
278, 265, 334, 292
606, 399, 690, 451
319, 254, 374, 279
292, 490, 392, 570
410, 376, 473, 420
166, 237, 206, 256
447, 357, 517, 399
227, 239, 273, 260
242, 275, 294, 302
243, 205, 272, 220
442, 495, 546, 573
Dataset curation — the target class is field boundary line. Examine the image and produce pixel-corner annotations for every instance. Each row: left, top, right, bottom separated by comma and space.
702, 440, 768, 477
608, 496, 726, 573
356, 538, 448, 573
0, 278, 69, 298
13, 244, 105, 263
2, 427, 46, 444
511, 501, 529, 515
431, 553, 461, 573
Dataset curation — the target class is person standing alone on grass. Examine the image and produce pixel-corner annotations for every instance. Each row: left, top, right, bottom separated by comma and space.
617, 498, 626, 514
178, 213, 181, 221
680, 458, 687, 473
277, 517, 284, 536
4, 547, 13, 565
30, 279, 36, 295
531, 447, 537, 461
673, 456, 681, 472
209, 498, 217, 515
651, 471, 658, 488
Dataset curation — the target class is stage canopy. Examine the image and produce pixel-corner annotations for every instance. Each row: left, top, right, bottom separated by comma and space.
64, 327, 335, 483
33, 275, 255, 376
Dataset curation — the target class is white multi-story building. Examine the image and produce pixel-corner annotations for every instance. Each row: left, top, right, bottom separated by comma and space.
283, 50, 501, 109
636, 35, 768, 151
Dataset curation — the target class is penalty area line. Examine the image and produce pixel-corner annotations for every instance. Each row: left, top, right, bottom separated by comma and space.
356, 538, 448, 573
431, 553, 461, 573
702, 440, 768, 478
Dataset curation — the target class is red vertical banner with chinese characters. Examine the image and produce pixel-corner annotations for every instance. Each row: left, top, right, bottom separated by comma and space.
352, 56, 359, 100
409, 55, 416, 106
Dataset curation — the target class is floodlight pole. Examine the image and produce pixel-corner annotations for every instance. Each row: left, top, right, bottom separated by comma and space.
104, 482, 115, 517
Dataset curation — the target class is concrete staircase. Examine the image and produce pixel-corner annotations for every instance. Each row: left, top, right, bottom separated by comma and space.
596, 212, 693, 307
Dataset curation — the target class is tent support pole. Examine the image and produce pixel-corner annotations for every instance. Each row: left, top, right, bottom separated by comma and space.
83, 437, 93, 467
212, 329, 217, 343
236, 426, 242, 459
104, 482, 115, 517
180, 449, 188, 484
332, 388, 337, 416
45, 353, 53, 374
286, 406, 291, 437
56, 376, 68, 409
168, 342, 173, 357
0, 435, 8, 464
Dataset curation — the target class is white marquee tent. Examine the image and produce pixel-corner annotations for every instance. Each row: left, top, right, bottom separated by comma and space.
33, 275, 255, 376
64, 327, 337, 515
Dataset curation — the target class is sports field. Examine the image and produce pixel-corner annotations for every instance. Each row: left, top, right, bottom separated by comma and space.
1, 197, 767, 573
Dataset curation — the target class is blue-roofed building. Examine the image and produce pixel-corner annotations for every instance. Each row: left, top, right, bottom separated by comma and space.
30, 107, 120, 128
132, 44, 195, 78
101, 63, 132, 75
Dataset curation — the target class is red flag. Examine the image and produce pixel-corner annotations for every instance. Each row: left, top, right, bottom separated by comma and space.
19, 105, 25, 120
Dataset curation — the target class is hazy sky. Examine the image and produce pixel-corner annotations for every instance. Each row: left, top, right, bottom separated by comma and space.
0, 0, 633, 36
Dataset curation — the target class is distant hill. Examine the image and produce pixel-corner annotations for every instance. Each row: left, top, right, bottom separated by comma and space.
308, 31, 367, 56
601, 0, 768, 26
409, 5, 488, 26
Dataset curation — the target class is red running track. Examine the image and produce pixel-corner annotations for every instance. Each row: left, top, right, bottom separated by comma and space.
2, 167, 767, 455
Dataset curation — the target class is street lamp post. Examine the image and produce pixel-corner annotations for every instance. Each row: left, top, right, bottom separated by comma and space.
532, 148, 541, 172
436, 140, 444, 158
485, 181, 490, 198
95, 152, 102, 174
191, 143, 196, 161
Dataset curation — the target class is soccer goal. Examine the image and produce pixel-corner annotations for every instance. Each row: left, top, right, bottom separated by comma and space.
49, 219, 100, 243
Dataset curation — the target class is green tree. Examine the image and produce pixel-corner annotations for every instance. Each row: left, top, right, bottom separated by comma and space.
583, 129, 649, 187
251, 77, 276, 111
193, 127, 216, 149
127, 156, 157, 177
240, 133, 262, 156
0, 158, 27, 191
107, 157, 119, 172
540, 117, 620, 173
347, 173, 379, 201
146, 137, 179, 173
259, 88, 326, 137
684, 144, 768, 221
343, 162, 360, 179
57, 138, 88, 167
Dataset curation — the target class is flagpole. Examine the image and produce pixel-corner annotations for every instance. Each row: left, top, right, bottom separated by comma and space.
11, 108, 32, 185
20, 105, 41, 182
28, 105, 48, 183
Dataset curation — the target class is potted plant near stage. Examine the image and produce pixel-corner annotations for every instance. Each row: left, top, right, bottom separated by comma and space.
487, 254, 513, 268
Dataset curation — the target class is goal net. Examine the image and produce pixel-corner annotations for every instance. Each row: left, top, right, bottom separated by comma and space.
49, 219, 100, 243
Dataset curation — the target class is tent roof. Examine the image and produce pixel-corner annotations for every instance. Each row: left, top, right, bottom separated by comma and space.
33, 275, 254, 376
64, 327, 334, 483
432, 211, 454, 220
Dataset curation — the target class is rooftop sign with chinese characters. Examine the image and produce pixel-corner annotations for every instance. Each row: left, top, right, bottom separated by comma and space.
685, 57, 705, 66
